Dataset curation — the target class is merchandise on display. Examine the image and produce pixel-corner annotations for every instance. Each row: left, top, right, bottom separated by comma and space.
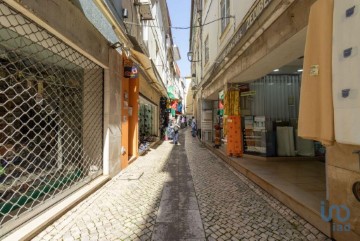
160, 97, 169, 140
138, 99, 158, 155
226, 116, 243, 157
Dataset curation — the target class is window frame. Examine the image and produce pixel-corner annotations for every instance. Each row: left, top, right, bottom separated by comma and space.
220, 0, 230, 34
204, 35, 209, 64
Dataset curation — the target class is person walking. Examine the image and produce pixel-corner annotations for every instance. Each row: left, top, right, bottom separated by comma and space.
172, 119, 180, 144
181, 115, 186, 128
191, 116, 197, 137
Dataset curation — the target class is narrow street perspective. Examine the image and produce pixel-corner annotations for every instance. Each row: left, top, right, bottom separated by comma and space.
31, 129, 330, 241
1, 0, 359, 240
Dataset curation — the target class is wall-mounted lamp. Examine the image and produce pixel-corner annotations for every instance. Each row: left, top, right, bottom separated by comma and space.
111, 42, 130, 58
111, 42, 123, 49
187, 51, 201, 62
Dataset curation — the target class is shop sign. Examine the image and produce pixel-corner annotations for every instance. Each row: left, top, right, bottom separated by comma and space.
241, 90, 256, 96
216, 0, 272, 69
219, 90, 224, 100
124, 59, 138, 78
310, 65, 319, 76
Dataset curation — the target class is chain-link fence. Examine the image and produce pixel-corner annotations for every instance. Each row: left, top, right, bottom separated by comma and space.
0, 1, 103, 235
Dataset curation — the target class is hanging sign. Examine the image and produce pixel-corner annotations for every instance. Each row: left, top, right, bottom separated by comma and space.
219, 90, 224, 100
241, 90, 256, 97
124, 59, 139, 78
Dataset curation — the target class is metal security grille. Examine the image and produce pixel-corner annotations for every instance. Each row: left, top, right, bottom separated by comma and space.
0, 2, 103, 234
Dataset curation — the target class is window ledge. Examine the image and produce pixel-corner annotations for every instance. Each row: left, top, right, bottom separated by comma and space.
219, 23, 232, 42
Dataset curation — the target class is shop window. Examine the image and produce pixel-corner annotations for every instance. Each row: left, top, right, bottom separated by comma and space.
0, 2, 103, 233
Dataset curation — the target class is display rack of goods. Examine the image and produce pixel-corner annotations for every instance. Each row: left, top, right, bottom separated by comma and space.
243, 116, 276, 156
243, 116, 255, 153
226, 116, 243, 157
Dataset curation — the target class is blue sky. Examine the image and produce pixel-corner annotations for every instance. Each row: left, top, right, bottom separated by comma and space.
167, 0, 191, 78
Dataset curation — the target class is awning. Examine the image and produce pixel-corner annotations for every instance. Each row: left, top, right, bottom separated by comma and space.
130, 49, 168, 97
167, 85, 179, 99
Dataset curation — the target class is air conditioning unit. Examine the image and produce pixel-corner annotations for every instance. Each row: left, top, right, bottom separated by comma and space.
134, 0, 154, 20
172, 45, 181, 61
134, 0, 151, 4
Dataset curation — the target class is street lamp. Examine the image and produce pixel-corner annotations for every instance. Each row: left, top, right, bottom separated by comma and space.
187, 51, 201, 62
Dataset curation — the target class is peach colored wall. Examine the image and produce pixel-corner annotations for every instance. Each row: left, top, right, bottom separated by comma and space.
121, 75, 129, 169
128, 78, 139, 158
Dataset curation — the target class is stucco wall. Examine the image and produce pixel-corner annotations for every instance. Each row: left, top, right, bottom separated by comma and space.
201, 0, 255, 75
139, 75, 161, 106
202, 0, 314, 98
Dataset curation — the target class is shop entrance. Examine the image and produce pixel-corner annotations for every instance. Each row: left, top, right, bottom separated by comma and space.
205, 56, 329, 234
138, 96, 159, 155
120, 74, 140, 167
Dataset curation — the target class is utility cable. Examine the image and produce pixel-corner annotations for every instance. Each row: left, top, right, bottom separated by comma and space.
123, 16, 234, 30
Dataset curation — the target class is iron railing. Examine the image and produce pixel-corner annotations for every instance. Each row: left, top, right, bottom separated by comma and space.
0, 1, 103, 235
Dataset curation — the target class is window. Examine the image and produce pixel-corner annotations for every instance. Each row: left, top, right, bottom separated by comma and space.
220, 0, 230, 34
205, 36, 209, 64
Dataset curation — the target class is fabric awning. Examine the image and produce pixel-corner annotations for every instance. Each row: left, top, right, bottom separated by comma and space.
167, 85, 179, 99
130, 49, 168, 97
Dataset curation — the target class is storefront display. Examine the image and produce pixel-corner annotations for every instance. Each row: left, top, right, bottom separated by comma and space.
160, 97, 169, 139
138, 97, 158, 155
217, 76, 324, 158
139, 104, 153, 139
226, 116, 243, 157
243, 116, 276, 156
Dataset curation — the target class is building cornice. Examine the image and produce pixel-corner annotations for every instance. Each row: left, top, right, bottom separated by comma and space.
200, 0, 295, 89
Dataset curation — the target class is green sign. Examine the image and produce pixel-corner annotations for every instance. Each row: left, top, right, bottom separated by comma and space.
219, 90, 224, 100
241, 90, 256, 96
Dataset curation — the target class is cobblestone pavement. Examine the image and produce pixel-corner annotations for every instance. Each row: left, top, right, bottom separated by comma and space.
32, 128, 331, 241
33, 139, 173, 241
184, 132, 330, 241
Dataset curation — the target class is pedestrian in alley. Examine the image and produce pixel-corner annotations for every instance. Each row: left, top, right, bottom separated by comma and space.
191, 116, 197, 137
181, 115, 186, 128
172, 119, 180, 144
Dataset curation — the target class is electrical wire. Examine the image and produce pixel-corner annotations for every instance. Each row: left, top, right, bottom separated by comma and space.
123, 16, 234, 30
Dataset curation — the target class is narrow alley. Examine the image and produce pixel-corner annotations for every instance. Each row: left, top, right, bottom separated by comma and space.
32, 129, 330, 241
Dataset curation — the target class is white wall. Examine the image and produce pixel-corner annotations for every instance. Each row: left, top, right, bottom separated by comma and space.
144, 0, 173, 88
194, 0, 255, 80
